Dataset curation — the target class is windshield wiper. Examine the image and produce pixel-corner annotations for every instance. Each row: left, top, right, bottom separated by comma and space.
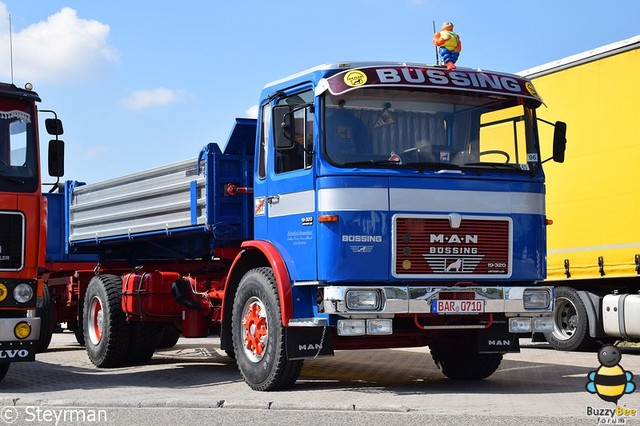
403, 162, 463, 172
342, 160, 466, 173
462, 162, 530, 172
342, 160, 402, 167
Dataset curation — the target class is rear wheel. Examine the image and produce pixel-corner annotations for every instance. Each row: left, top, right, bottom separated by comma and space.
125, 322, 161, 365
232, 267, 302, 391
83, 274, 131, 367
545, 286, 596, 351
156, 324, 181, 349
73, 295, 85, 346
430, 332, 503, 380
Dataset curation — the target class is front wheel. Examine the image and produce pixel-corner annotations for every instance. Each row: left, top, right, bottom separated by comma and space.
0, 363, 9, 382
544, 286, 596, 351
430, 332, 503, 380
83, 274, 131, 367
36, 283, 56, 353
231, 267, 303, 391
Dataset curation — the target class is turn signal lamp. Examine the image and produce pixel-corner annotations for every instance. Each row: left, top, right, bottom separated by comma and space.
14, 321, 31, 339
0, 283, 7, 302
318, 214, 339, 223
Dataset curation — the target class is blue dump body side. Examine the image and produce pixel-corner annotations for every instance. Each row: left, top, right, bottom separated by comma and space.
43, 190, 97, 263
45, 118, 256, 262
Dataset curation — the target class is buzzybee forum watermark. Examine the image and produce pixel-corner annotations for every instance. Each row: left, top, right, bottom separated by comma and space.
0, 406, 107, 425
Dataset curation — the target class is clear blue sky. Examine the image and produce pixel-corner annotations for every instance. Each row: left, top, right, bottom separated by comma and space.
1, 0, 639, 183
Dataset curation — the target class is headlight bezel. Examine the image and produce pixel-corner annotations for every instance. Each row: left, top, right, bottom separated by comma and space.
13, 283, 35, 304
345, 289, 381, 311
523, 289, 551, 310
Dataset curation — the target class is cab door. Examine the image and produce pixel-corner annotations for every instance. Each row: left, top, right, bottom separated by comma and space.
253, 88, 317, 281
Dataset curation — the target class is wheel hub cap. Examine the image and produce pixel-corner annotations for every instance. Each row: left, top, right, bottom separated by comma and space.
241, 299, 268, 362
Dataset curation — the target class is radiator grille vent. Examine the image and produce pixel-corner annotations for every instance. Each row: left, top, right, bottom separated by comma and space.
394, 216, 510, 277
0, 212, 24, 271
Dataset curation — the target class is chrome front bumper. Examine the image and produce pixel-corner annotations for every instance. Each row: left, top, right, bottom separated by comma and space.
0, 317, 41, 341
322, 285, 553, 315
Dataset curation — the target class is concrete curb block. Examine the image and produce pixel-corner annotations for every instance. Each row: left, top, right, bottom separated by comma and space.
0, 398, 413, 413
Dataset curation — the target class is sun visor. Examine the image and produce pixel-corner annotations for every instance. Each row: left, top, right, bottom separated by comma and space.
318, 65, 543, 106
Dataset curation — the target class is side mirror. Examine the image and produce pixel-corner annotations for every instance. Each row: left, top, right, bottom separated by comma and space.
45, 118, 64, 136
48, 139, 65, 177
552, 121, 567, 163
273, 105, 295, 149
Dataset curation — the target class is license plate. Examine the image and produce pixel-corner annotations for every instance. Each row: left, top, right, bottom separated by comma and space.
431, 299, 484, 314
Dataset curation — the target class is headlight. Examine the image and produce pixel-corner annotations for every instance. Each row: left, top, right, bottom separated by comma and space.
13, 283, 34, 303
345, 290, 380, 310
0, 283, 7, 302
523, 289, 551, 310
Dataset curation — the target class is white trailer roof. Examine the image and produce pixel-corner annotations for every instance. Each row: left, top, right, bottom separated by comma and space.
518, 35, 640, 78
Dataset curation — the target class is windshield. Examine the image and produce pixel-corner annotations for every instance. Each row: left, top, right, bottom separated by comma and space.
0, 100, 38, 192
323, 88, 539, 172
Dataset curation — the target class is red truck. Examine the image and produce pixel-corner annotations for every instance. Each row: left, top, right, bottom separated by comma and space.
0, 82, 63, 381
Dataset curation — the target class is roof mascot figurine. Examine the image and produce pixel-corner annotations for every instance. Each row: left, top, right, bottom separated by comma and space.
433, 21, 462, 70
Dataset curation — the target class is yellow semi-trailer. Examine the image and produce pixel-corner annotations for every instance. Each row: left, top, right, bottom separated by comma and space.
520, 36, 640, 350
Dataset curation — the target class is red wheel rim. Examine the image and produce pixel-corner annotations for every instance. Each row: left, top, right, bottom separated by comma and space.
241, 297, 268, 362
87, 296, 104, 345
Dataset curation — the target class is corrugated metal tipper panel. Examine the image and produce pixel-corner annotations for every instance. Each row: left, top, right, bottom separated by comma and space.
68, 158, 205, 243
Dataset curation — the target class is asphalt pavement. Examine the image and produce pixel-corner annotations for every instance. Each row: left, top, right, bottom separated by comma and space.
1, 331, 639, 425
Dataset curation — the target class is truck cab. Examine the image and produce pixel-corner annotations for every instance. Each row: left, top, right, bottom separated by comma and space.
0, 82, 63, 381
249, 63, 566, 365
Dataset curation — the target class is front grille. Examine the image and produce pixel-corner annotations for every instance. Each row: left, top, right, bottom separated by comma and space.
0, 212, 24, 271
394, 215, 511, 277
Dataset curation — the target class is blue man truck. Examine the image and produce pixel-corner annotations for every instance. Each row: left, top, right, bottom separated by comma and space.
40, 62, 566, 390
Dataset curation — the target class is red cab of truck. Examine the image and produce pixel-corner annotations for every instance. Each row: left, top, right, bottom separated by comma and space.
0, 82, 63, 382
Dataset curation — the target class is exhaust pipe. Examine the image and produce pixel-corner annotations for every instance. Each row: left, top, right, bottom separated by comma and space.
171, 278, 202, 311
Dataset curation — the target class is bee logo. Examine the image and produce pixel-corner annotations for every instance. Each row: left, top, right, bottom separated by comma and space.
586, 345, 636, 404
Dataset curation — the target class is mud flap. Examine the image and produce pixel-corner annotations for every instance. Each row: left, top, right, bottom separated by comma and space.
285, 326, 334, 360
477, 325, 520, 353
0, 341, 37, 362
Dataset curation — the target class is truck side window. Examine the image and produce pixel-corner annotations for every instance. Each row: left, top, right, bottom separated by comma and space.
258, 103, 270, 179
274, 90, 314, 174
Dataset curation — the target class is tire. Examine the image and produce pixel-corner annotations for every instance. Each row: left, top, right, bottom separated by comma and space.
232, 267, 303, 391
73, 295, 85, 346
0, 363, 9, 382
125, 322, 162, 365
156, 324, 181, 349
74, 328, 85, 346
544, 286, 596, 351
83, 274, 131, 367
430, 332, 503, 380
36, 283, 56, 353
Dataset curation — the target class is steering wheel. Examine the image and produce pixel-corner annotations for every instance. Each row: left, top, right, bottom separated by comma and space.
479, 150, 510, 163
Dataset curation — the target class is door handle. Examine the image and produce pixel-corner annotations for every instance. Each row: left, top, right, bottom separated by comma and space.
267, 195, 280, 205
